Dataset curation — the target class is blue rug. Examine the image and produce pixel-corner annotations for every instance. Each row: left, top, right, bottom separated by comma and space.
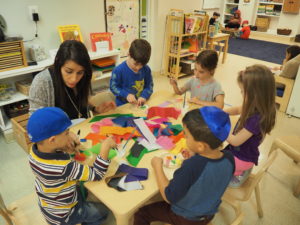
228, 38, 289, 64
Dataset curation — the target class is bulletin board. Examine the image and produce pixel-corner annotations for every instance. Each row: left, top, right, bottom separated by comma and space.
105, 0, 140, 57
203, 0, 222, 9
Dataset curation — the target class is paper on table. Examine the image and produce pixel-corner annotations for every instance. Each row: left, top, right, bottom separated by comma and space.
139, 138, 161, 151
156, 136, 175, 150
117, 176, 143, 191
134, 118, 156, 144
170, 138, 187, 155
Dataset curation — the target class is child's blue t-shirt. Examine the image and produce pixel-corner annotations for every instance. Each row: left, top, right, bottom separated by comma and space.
110, 61, 154, 106
165, 151, 234, 220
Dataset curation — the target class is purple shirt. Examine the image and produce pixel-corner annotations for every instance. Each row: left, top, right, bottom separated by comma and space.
224, 114, 261, 165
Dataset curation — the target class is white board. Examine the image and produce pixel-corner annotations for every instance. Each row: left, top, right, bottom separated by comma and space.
203, 0, 222, 9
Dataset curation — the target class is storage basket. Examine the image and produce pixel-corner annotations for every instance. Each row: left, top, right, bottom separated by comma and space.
277, 29, 292, 35
11, 113, 32, 153
255, 17, 270, 32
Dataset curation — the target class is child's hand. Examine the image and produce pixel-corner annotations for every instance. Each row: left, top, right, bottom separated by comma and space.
63, 131, 80, 154
181, 149, 195, 159
95, 101, 116, 114
169, 77, 178, 86
127, 94, 137, 104
151, 156, 163, 168
137, 97, 146, 106
102, 136, 117, 150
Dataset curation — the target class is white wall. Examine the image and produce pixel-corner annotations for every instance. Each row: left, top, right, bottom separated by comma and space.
0, 0, 106, 54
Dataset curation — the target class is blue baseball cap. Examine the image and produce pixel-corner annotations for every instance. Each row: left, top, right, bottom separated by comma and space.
199, 106, 231, 142
27, 107, 72, 142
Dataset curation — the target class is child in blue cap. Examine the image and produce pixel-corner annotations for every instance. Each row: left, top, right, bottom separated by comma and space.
134, 106, 235, 225
27, 107, 116, 225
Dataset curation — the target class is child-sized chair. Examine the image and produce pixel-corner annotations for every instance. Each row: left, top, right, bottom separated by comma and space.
0, 192, 48, 225
268, 135, 300, 197
275, 76, 295, 113
222, 151, 278, 219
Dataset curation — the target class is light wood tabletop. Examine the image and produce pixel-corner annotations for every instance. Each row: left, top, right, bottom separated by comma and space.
71, 90, 238, 225
71, 90, 189, 225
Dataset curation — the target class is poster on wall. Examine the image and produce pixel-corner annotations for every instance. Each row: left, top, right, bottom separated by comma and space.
105, 0, 140, 57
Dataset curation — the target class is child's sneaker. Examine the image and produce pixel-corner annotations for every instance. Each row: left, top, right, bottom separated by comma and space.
229, 167, 253, 188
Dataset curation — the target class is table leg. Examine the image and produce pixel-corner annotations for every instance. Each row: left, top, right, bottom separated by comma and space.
223, 37, 229, 64
115, 212, 133, 225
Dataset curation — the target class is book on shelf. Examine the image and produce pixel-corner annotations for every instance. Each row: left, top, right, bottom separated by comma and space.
184, 16, 195, 34
57, 25, 83, 42
184, 14, 206, 34
90, 32, 113, 52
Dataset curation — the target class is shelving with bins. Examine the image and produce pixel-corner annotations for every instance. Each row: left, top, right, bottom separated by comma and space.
0, 49, 120, 133
164, 12, 209, 79
222, 0, 240, 25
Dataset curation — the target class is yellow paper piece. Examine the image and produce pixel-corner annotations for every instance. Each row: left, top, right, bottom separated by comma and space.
170, 138, 186, 155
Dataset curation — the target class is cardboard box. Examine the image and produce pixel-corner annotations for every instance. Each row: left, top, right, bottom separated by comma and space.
11, 114, 32, 153
15, 78, 32, 96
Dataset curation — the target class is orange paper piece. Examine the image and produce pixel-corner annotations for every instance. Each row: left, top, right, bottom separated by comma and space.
170, 131, 184, 144
99, 126, 141, 136
85, 133, 107, 145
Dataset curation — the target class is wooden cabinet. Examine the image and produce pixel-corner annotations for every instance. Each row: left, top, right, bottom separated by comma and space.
283, 0, 300, 13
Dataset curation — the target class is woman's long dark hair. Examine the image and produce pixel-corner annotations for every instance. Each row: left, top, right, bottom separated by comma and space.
51, 40, 92, 111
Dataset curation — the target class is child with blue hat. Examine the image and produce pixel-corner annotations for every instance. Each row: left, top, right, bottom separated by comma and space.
134, 106, 235, 225
27, 107, 116, 225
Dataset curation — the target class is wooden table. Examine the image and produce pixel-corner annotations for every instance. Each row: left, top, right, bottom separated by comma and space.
207, 33, 230, 64
71, 91, 238, 225
71, 91, 191, 225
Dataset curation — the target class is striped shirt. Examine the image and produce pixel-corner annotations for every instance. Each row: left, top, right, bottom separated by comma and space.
28, 144, 110, 225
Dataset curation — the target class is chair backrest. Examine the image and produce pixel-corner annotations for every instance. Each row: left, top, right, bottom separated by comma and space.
242, 151, 278, 201
275, 75, 295, 112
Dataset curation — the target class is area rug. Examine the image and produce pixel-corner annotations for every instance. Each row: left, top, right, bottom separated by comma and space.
227, 38, 289, 64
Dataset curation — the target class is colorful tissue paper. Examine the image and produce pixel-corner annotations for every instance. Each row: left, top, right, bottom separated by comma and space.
112, 116, 137, 127
74, 152, 86, 161
170, 131, 184, 144
156, 136, 175, 150
91, 118, 114, 133
87, 143, 117, 159
85, 133, 107, 145
99, 126, 140, 136
170, 138, 187, 155
147, 106, 181, 120
89, 113, 133, 123
118, 164, 148, 182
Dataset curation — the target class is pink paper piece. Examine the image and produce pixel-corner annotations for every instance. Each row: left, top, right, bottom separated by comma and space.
91, 118, 114, 133
156, 136, 175, 150
158, 101, 172, 107
145, 117, 169, 129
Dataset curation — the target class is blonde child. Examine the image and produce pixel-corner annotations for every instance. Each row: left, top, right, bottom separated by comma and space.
27, 107, 116, 225
224, 64, 276, 187
170, 50, 224, 109
134, 106, 234, 225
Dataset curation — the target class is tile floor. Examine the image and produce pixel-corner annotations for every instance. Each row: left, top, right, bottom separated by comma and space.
1, 35, 300, 225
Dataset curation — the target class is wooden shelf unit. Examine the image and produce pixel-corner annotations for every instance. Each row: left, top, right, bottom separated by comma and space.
164, 13, 209, 79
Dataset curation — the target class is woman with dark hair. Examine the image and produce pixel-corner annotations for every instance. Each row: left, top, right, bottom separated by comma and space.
29, 40, 116, 119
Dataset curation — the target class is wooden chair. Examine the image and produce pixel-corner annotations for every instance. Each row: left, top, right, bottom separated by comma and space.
222, 151, 278, 219
275, 76, 295, 113
0, 192, 48, 225
268, 135, 300, 197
